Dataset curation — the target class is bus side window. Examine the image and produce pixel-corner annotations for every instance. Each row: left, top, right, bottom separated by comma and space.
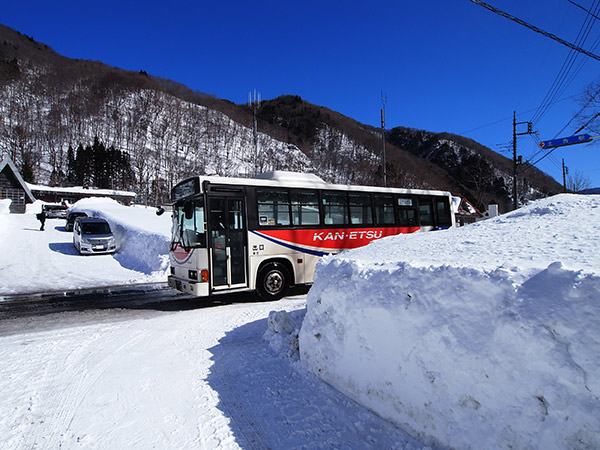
418, 200, 434, 227
257, 188, 290, 226
349, 193, 373, 225
291, 190, 320, 226
374, 194, 395, 225
322, 192, 348, 225
435, 199, 452, 227
397, 196, 417, 226
398, 208, 417, 226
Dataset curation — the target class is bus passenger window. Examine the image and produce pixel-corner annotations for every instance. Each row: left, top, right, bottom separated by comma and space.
291, 190, 320, 225
436, 199, 452, 226
322, 192, 348, 225
374, 194, 395, 225
257, 189, 290, 226
349, 193, 373, 225
419, 202, 433, 226
398, 208, 417, 226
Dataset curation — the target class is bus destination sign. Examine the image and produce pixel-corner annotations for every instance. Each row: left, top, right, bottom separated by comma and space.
171, 178, 200, 202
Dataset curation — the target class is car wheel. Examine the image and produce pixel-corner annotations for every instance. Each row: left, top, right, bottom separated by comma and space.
256, 262, 290, 301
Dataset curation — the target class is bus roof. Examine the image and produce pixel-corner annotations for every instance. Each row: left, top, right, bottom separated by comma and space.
174, 171, 452, 201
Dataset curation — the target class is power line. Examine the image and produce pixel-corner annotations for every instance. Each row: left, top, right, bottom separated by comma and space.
569, 0, 600, 22
530, 0, 600, 125
467, 0, 600, 61
574, 111, 600, 133
459, 93, 580, 136
468, 0, 600, 183
554, 95, 598, 137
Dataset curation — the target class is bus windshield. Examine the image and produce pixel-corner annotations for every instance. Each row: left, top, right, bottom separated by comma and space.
172, 199, 206, 248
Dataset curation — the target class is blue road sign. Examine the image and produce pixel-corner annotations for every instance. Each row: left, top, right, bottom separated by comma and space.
538, 134, 592, 149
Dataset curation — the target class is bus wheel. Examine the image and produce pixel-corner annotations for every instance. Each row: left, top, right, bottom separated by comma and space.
257, 262, 290, 301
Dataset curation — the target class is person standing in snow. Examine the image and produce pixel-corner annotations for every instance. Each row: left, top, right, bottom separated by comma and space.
37, 207, 46, 231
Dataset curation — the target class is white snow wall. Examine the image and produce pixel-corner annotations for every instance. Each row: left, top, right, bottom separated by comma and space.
299, 257, 600, 449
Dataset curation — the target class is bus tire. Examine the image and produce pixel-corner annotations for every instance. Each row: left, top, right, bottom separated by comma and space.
256, 262, 290, 301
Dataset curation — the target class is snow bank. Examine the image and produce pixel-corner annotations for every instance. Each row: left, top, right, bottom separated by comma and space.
0, 199, 10, 215
71, 198, 171, 274
263, 310, 304, 360
26, 199, 49, 214
299, 194, 600, 449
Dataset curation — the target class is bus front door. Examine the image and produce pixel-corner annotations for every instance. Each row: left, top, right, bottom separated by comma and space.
208, 197, 247, 291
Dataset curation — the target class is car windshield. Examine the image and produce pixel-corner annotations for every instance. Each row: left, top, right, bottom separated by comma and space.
82, 222, 111, 235
68, 213, 86, 222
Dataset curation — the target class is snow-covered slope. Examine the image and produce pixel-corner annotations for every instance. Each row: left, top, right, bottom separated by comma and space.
299, 194, 600, 449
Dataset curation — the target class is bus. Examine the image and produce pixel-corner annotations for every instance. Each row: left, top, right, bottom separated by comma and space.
167, 171, 455, 300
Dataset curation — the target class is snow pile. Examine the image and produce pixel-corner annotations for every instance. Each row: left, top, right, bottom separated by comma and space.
0, 199, 11, 215
298, 194, 600, 449
70, 198, 171, 274
263, 310, 304, 360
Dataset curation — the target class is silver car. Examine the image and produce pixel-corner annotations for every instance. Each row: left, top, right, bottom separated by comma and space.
73, 217, 117, 255
43, 204, 68, 219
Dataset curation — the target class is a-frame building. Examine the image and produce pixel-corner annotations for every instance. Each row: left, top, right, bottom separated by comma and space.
0, 156, 36, 213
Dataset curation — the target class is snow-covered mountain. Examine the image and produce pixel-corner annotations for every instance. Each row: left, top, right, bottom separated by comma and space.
0, 24, 562, 210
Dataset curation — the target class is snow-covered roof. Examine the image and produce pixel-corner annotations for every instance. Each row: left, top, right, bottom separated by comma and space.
253, 170, 327, 185
26, 183, 136, 198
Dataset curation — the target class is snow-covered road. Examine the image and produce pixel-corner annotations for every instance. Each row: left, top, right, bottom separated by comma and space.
0, 296, 424, 450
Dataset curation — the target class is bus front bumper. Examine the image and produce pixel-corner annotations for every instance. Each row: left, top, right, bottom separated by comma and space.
168, 275, 210, 297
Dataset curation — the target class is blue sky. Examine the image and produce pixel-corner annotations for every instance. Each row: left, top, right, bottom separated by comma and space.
4, 0, 600, 188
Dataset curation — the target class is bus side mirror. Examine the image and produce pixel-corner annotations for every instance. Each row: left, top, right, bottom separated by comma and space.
156, 207, 165, 216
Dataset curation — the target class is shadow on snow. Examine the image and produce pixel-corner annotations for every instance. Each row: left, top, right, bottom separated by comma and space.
48, 242, 79, 256
206, 310, 425, 450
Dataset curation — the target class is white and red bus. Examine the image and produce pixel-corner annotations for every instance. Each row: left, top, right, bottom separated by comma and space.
167, 171, 455, 300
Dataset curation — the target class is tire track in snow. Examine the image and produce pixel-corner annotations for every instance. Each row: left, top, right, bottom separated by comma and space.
16, 325, 148, 449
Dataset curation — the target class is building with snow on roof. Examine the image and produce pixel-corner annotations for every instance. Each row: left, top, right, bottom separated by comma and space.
27, 183, 136, 206
0, 156, 36, 213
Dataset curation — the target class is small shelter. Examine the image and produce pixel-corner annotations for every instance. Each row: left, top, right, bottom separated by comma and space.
0, 156, 36, 213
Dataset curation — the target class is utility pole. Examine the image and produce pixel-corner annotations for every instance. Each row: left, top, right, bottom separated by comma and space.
381, 92, 387, 187
562, 158, 569, 193
249, 90, 261, 176
512, 111, 533, 210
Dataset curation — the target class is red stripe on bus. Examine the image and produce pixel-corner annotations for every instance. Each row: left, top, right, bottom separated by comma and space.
254, 227, 420, 251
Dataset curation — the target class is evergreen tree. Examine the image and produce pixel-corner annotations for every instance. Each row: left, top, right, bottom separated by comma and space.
67, 137, 135, 190
92, 137, 111, 189
66, 144, 77, 186
20, 157, 35, 183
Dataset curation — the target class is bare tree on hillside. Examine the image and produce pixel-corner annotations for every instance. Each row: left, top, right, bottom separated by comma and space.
578, 79, 600, 135
567, 171, 592, 192
466, 153, 495, 209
